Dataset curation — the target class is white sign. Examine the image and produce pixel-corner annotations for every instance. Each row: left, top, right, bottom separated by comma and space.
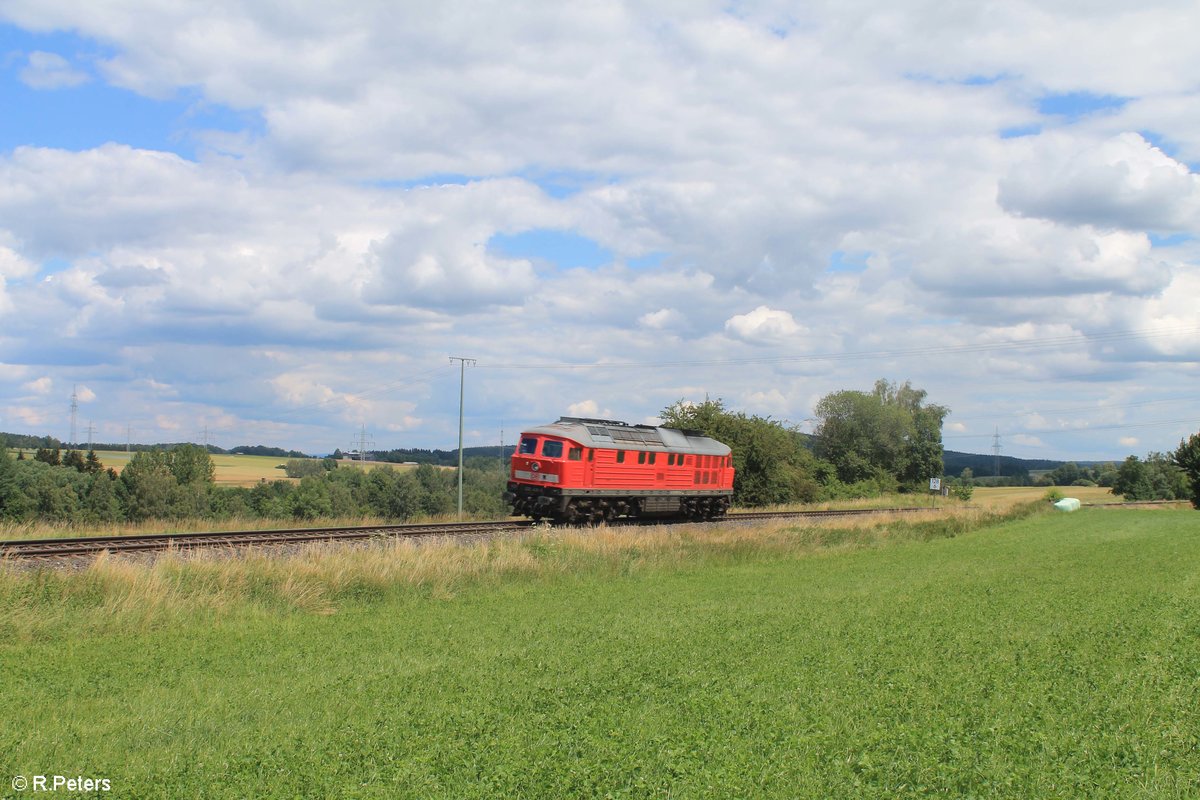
929, 477, 941, 491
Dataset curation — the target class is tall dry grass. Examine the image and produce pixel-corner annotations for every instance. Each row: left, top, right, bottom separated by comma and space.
0, 512, 509, 542
0, 502, 1047, 641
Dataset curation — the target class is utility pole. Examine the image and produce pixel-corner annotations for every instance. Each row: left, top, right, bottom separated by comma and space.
69, 385, 78, 449
992, 427, 1002, 479
449, 356, 476, 519
353, 425, 374, 463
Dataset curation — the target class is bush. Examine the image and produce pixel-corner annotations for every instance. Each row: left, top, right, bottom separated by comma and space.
284, 459, 328, 479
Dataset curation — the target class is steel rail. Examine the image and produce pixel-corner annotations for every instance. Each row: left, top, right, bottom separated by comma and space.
0, 507, 939, 561
0, 520, 535, 559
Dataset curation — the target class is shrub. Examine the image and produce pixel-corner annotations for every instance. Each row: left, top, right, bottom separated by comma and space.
284, 459, 327, 479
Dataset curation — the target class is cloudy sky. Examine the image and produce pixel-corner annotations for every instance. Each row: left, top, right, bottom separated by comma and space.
1, 1, 1197, 461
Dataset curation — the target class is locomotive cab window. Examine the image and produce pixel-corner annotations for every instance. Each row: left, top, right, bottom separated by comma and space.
519, 437, 538, 455
542, 440, 563, 458
568, 447, 582, 461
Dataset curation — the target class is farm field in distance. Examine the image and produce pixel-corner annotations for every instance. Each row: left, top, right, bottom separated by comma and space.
6, 449, 412, 487
2, 505, 1197, 797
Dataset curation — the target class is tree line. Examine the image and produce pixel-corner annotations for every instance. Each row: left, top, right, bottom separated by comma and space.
660, 379, 950, 505
0, 444, 508, 525
3, 379, 1198, 525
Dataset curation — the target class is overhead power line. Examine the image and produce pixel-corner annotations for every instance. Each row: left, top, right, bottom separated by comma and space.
474, 325, 1199, 372
944, 416, 1200, 440
948, 395, 1197, 424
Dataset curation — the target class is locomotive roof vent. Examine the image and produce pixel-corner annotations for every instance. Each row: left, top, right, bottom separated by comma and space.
558, 416, 652, 429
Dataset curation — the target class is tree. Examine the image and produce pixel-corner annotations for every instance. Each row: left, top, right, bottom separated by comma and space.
19, 463, 86, 521
169, 444, 215, 485
83, 471, 123, 523
121, 451, 178, 520
814, 379, 948, 490
0, 448, 24, 519
1046, 462, 1082, 486
660, 398, 824, 506
284, 459, 327, 479
1174, 431, 1200, 509
291, 475, 334, 519
63, 449, 87, 472
1112, 453, 1188, 501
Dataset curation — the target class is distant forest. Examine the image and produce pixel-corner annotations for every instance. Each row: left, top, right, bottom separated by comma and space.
363, 446, 516, 466
942, 450, 1068, 479
4, 432, 1083, 477
0, 432, 307, 459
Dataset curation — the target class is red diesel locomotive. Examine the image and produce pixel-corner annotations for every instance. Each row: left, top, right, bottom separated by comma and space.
504, 417, 734, 524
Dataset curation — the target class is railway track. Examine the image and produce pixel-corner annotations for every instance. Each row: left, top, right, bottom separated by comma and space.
0, 507, 939, 562
0, 520, 536, 560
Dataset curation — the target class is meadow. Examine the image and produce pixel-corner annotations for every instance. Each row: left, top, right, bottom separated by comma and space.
1, 505, 1196, 798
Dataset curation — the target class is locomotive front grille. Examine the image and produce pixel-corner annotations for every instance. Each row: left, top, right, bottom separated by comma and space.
514, 470, 560, 483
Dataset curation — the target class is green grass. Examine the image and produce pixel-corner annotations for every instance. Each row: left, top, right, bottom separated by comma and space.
1, 509, 1197, 798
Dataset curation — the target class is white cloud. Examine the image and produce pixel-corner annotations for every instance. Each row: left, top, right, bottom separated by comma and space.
999, 133, 1200, 232
8, 405, 52, 427
154, 415, 181, 431
567, 400, 612, 419
18, 50, 89, 89
1119, 436, 1139, 447
0, 3, 1196, 459
725, 306, 803, 345
639, 308, 683, 330
22, 376, 52, 394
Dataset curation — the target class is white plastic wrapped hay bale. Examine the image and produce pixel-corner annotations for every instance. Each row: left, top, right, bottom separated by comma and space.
1053, 497, 1081, 512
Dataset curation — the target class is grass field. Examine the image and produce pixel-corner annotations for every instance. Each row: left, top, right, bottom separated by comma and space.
1, 505, 1197, 797
969, 484, 1117, 508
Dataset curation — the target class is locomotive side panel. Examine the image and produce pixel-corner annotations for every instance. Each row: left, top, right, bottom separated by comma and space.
505, 418, 735, 523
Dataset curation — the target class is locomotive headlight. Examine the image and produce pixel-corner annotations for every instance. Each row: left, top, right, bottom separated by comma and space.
530, 461, 541, 472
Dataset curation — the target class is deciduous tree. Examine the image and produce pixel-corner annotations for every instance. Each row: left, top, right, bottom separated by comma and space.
1173, 431, 1200, 509
169, 444, 216, 485
660, 398, 823, 506
814, 379, 948, 490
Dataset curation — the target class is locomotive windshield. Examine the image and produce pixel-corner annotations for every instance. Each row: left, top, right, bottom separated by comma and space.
542, 440, 563, 458
519, 437, 538, 455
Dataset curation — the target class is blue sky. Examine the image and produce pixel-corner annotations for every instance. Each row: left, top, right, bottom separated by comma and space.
0, 2, 1197, 460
